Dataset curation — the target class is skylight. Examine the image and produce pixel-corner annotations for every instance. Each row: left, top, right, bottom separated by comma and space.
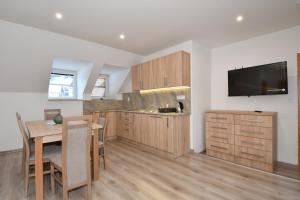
48, 72, 77, 99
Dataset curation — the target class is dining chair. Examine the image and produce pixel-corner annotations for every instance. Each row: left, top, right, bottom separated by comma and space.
49, 115, 92, 200
98, 116, 108, 169
44, 109, 61, 120
16, 112, 61, 196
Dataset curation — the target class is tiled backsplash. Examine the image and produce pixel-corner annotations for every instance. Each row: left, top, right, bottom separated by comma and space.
123, 87, 191, 112
83, 99, 124, 114
83, 87, 191, 113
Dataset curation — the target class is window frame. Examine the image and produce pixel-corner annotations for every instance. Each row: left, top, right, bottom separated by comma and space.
91, 74, 109, 99
48, 69, 78, 100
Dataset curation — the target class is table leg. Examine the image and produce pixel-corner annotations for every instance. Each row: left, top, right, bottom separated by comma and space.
93, 130, 99, 181
35, 137, 43, 200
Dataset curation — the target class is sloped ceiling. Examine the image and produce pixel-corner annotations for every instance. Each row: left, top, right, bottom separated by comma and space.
0, 20, 143, 93
0, 0, 300, 55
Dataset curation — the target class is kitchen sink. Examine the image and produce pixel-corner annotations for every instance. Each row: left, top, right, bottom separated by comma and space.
158, 107, 177, 113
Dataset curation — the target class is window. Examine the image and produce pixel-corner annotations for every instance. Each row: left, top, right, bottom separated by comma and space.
91, 75, 108, 98
48, 71, 77, 99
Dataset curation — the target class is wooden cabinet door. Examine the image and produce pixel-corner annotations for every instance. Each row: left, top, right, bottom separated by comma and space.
116, 112, 123, 137
132, 64, 141, 91
140, 114, 150, 145
163, 51, 190, 87
152, 58, 165, 89
105, 112, 117, 139
127, 113, 135, 141
141, 61, 154, 89
156, 116, 168, 151
164, 52, 182, 87
134, 113, 142, 143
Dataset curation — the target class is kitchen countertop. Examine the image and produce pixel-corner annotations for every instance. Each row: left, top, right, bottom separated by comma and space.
91, 109, 191, 116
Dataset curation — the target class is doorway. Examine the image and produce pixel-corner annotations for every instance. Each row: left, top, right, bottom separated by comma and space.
297, 53, 300, 170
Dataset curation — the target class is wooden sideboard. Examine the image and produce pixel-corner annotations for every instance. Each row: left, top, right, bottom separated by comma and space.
205, 110, 277, 172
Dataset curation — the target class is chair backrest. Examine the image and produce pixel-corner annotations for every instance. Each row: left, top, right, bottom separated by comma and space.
44, 109, 61, 120
62, 115, 92, 189
98, 117, 108, 143
16, 113, 30, 160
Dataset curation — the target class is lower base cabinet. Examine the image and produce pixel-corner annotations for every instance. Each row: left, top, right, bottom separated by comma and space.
117, 112, 190, 157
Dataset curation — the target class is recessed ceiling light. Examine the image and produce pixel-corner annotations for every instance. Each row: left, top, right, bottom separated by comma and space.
55, 13, 63, 20
119, 34, 125, 40
236, 15, 244, 22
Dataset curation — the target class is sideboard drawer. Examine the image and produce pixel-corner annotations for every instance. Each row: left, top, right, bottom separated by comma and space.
206, 122, 234, 135
235, 135, 272, 151
235, 115, 273, 127
235, 125, 273, 139
206, 113, 234, 124
235, 146, 272, 163
206, 140, 234, 154
206, 132, 234, 144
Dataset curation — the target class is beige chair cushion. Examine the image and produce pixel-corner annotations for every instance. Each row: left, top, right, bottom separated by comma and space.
30, 145, 61, 161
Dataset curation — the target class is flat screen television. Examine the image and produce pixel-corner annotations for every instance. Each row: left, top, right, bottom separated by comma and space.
228, 61, 288, 97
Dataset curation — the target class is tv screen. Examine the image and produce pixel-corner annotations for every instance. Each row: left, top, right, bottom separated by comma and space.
228, 61, 288, 97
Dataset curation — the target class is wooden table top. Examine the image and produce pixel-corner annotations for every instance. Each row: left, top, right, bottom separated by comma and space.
26, 120, 102, 138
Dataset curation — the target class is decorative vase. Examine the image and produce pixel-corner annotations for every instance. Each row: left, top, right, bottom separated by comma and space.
53, 113, 63, 124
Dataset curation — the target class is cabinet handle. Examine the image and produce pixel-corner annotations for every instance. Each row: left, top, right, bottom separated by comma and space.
241, 119, 264, 123
210, 145, 227, 150
241, 141, 263, 146
150, 116, 162, 118
240, 130, 264, 135
167, 118, 169, 128
211, 117, 227, 120
210, 136, 227, 140
210, 126, 227, 130
241, 151, 264, 158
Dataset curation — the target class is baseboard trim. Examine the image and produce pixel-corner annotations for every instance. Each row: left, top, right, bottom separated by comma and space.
0, 148, 22, 156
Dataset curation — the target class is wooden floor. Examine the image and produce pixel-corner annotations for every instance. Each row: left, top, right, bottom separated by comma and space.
1, 140, 300, 200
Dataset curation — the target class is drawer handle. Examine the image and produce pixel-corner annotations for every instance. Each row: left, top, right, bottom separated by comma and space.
211, 117, 227, 120
241, 151, 264, 158
150, 116, 162, 118
211, 126, 227, 130
241, 141, 263, 146
240, 131, 263, 135
210, 145, 227, 150
211, 136, 227, 140
241, 119, 264, 123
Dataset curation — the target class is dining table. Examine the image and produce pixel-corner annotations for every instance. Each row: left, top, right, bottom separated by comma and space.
25, 119, 102, 200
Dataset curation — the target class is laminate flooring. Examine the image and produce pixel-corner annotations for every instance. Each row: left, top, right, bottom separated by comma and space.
1, 140, 300, 200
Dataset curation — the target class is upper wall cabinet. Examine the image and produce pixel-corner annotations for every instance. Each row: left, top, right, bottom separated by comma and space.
132, 51, 190, 91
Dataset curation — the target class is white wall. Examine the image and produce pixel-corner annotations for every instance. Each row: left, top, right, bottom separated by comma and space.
191, 42, 211, 152
0, 92, 83, 151
211, 26, 300, 164
0, 20, 143, 94
0, 20, 143, 151
144, 40, 212, 152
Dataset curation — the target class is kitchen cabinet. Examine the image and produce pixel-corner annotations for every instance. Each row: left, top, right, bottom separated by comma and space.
105, 112, 117, 140
117, 111, 190, 157
92, 111, 117, 141
141, 61, 153, 89
131, 51, 190, 91
117, 112, 135, 141
131, 64, 142, 91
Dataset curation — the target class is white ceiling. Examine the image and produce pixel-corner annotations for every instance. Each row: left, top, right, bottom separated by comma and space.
52, 57, 93, 71
0, 0, 300, 55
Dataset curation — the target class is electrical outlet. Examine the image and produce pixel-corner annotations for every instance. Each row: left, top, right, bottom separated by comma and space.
176, 95, 185, 101
127, 97, 130, 102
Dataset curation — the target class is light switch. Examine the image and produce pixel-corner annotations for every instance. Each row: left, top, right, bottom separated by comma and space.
176, 95, 185, 100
